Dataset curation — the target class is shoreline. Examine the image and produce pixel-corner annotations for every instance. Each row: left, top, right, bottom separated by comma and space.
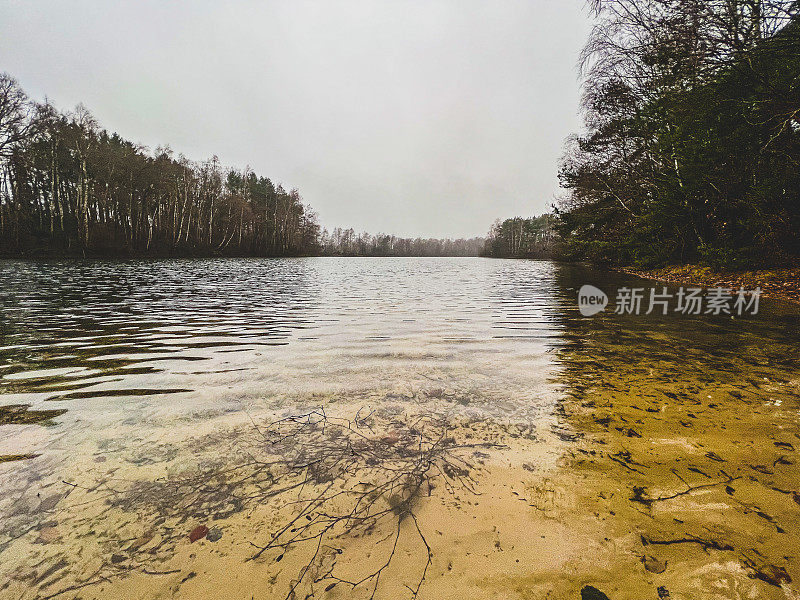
620, 264, 800, 305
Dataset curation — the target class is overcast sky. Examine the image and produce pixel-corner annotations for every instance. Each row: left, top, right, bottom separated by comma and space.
0, 0, 592, 238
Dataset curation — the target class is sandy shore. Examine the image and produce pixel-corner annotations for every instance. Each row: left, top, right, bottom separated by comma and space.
3, 347, 799, 600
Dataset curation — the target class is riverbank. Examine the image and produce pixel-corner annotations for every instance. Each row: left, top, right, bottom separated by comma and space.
622, 265, 800, 304
2, 259, 798, 600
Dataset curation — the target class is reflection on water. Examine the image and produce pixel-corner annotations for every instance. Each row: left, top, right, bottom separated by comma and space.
553, 263, 800, 368
0, 259, 321, 396
0, 258, 798, 600
0, 257, 567, 427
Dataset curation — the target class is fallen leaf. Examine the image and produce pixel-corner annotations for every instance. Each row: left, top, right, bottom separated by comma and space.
189, 525, 209, 543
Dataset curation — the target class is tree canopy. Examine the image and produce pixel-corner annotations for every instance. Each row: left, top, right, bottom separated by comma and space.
481, 215, 559, 258
557, 0, 800, 268
0, 74, 321, 257
1, 76, 487, 258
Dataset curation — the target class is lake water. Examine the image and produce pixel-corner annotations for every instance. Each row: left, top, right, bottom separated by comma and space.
1, 257, 799, 600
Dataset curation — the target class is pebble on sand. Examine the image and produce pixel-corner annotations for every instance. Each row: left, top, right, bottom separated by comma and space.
642, 555, 667, 574
581, 586, 611, 600
207, 528, 223, 542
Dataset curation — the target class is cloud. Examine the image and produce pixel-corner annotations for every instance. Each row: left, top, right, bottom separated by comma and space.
0, 0, 591, 238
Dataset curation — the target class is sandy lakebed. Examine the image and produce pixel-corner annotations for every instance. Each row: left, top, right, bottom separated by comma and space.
1, 257, 799, 600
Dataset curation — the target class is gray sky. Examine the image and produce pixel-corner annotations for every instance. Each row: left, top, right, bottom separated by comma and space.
0, 0, 591, 238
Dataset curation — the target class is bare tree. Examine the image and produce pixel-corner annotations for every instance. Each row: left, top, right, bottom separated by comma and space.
0, 73, 31, 160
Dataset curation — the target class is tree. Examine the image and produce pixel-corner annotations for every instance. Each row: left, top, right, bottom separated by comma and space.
482, 215, 559, 258
0, 74, 30, 159
558, 0, 800, 267
0, 77, 322, 257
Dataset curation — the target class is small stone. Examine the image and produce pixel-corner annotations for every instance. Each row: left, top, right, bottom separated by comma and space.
643, 555, 667, 574
206, 528, 222, 542
581, 585, 611, 600
110, 554, 126, 564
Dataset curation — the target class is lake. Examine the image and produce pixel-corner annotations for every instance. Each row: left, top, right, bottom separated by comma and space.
1, 257, 799, 600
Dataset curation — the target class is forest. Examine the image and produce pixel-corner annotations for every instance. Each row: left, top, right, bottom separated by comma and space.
7, 0, 797, 267
480, 215, 558, 258
0, 75, 482, 258
556, 0, 800, 268
319, 228, 484, 257
0, 76, 323, 257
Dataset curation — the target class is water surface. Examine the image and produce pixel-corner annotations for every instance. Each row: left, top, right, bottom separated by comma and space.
1, 258, 798, 600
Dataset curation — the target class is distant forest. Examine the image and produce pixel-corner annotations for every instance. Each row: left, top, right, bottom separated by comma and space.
481, 215, 558, 259
320, 229, 484, 257
0, 75, 482, 258
557, 0, 800, 268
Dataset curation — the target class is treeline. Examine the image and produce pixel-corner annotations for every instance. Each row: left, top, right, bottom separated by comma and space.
319, 228, 484, 257
0, 74, 320, 257
481, 215, 558, 258
557, 0, 800, 268
0, 74, 488, 258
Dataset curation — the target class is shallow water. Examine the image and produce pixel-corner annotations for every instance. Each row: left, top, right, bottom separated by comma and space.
1, 257, 798, 600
